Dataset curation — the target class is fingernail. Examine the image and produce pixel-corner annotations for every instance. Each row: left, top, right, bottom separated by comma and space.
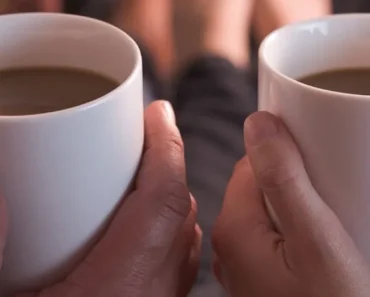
245, 112, 279, 146
163, 101, 176, 125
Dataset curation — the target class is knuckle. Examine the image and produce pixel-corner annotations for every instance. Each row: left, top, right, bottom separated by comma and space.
257, 162, 300, 190
145, 129, 184, 158
158, 180, 191, 222
162, 132, 184, 156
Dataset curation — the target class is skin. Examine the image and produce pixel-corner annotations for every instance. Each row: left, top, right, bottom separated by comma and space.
1, 102, 202, 297
173, 0, 254, 69
0, 0, 61, 13
253, 0, 332, 43
113, 0, 175, 79
1, 1, 370, 296
213, 112, 370, 297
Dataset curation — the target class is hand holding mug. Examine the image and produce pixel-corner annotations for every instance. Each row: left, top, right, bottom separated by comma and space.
213, 112, 370, 297
0, 102, 201, 297
259, 15, 370, 259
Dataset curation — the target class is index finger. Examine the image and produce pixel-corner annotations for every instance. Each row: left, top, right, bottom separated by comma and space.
212, 157, 285, 289
213, 156, 278, 256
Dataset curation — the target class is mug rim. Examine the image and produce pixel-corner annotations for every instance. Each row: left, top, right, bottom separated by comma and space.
259, 13, 370, 103
0, 13, 142, 122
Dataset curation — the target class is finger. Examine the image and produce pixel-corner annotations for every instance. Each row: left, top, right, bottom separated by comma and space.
166, 195, 198, 272
169, 196, 197, 289
244, 112, 334, 234
212, 157, 287, 292
149, 196, 199, 297
189, 224, 202, 279
179, 195, 198, 251
136, 100, 180, 186
213, 156, 281, 264
213, 157, 277, 255
177, 224, 202, 297
135, 100, 191, 234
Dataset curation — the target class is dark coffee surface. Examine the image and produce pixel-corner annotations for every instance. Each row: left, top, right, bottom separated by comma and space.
299, 68, 370, 95
0, 67, 119, 115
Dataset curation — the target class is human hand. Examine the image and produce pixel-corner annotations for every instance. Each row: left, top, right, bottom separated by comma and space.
213, 111, 370, 297
9, 101, 201, 297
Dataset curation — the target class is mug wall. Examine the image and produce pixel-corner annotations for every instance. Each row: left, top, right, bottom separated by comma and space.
259, 14, 370, 263
0, 13, 138, 83
261, 14, 370, 80
0, 14, 143, 295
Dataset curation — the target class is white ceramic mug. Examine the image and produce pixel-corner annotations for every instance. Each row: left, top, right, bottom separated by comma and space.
259, 14, 370, 262
0, 13, 143, 295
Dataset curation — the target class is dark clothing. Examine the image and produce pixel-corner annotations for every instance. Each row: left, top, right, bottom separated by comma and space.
174, 57, 257, 295
139, 43, 257, 295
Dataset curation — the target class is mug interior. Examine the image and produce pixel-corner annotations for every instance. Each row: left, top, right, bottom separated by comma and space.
0, 13, 139, 86
260, 14, 370, 81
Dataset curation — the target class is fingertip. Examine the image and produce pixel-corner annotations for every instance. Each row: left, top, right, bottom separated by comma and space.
190, 194, 198, 214
162, 101, 176, 125
144, 100, 182, 152
195, 223, 203, 241
244, 111, 280, 147
146, 100, 175, 125
190, 224, 202, 262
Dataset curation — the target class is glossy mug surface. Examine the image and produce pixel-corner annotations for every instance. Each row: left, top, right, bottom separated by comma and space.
0, 13, 143, 295
259, 14, 370, 262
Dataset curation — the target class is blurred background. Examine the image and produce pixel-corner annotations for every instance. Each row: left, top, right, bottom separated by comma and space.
1, 1, 369, 296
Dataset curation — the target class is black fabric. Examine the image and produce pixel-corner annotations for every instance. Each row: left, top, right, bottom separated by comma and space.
358, 1, 370, 13
173, 57, 257, 291
64, 0, 87, 14
139, 44, 166, 100
64, 0, 115, 20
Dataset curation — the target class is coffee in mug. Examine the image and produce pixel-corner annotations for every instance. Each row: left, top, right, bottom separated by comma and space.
299, 68, 370, 95
0, 67, 119, 115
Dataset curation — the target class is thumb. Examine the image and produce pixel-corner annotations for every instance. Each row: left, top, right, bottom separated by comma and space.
244, 112, 336, 235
